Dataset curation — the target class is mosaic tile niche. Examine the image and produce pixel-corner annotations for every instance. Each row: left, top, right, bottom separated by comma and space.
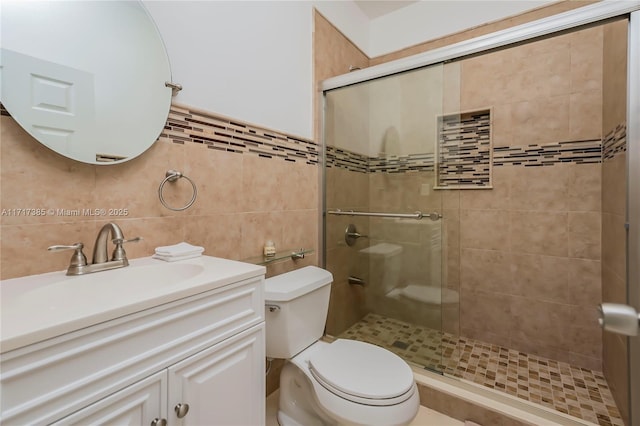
435, 109, 492, 188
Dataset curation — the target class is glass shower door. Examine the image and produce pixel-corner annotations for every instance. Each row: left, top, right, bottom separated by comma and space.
323, 63, 456, 373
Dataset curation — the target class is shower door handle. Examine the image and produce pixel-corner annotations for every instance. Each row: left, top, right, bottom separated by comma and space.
598, 303, 640, 336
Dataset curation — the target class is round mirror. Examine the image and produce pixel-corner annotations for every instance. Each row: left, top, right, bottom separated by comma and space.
0, 1, 172, 164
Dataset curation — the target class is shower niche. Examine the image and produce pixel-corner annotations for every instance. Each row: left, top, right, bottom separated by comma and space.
435, 109, 493, 189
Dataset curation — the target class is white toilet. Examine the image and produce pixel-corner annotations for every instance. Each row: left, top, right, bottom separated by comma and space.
265, 266, 420, 426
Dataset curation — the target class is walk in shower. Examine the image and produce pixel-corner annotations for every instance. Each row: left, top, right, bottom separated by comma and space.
322, 5, 639, 426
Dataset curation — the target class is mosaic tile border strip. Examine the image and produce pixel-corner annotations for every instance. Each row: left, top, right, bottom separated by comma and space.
436, 110, 492, 187
369, 153, 435, 173
341, 313, 624, 426
1, 102, 320, 165
602, 123, 627, 161
325, 146, 436, 174
325, 146, 368, 173
493, 139, 602, 167
164, 105, 319, 165
326, 140, 602, 177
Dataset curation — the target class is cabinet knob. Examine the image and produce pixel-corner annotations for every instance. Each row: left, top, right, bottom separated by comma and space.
175, 403, 190, 419
150, 418, 167, 426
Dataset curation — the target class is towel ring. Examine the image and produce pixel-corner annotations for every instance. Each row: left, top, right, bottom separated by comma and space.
158, 170, 197, 211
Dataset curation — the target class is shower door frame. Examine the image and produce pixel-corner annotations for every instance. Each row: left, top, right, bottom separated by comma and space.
321, 2, 640, 424
627, 11, 640, 426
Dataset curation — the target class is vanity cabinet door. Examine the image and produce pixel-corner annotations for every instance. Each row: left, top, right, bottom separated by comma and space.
51, 371, 167, 426
168, 323, 265, 426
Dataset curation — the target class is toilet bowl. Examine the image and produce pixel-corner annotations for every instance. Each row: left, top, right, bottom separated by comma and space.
265, 266, 419, 426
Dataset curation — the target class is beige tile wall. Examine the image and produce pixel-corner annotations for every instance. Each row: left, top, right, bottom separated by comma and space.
324, 167, 370, 336
0, 112, 319, 280
453, 25, 604, 371
369, 0, 598, 66
317, 6, 610, 373
314, 10, 372, 337
601, 18, 629, 426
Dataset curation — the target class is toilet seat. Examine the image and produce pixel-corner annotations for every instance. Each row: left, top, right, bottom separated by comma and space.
308, 339, 415, 406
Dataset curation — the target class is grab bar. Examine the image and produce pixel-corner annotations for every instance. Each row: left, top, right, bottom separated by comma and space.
327, 209, 441, 221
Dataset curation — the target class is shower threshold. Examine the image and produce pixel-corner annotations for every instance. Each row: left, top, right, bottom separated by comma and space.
338, 313, 623, 426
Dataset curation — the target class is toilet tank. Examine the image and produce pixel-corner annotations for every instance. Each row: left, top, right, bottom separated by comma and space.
264, 266, 333, 359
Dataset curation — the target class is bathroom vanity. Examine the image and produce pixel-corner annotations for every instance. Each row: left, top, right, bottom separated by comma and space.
0, 256, 266, 425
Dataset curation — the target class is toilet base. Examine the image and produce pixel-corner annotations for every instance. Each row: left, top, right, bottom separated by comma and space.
278, 361, 335, 426
277, 342, 419, 426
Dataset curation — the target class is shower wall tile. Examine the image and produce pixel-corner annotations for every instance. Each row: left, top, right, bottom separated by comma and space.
567, 162, 601, 212
568, 212, 601, 260
601, 212, 626, 281
510, 96, 570, 146
442, 190, 460, 210
460, 248, 511, 294
603, 331, 630, 423
569, 304, 601, 336
460, 210, 509, 251
449, 24, 606, 371
510, 253, 569, 304
508, 164, 569, 211
509, 296, 570, 349
326, 278, 367, 337
567, 259, 601, 307
509, 211, 568, 257
602, 152, 626, 216
460, 289, 513, 338
444, 208, 461, 292
566, 323, 602, 360
569, 89, 603, 141
490, 104, 513, 148
571, 33, 604, 93
329, 167, 369, 211
602, 264, 626, 305
602, 20, 628, 133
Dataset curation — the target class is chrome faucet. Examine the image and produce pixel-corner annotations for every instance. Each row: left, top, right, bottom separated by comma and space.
93, 222, 125, 264
48, 222, 141, 276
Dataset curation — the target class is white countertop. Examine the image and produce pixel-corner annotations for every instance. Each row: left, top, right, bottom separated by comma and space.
0, 256, 265, 354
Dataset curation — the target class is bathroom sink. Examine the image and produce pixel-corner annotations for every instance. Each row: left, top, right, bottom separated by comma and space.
11, 263, 205, 312
0, 256, 266, 353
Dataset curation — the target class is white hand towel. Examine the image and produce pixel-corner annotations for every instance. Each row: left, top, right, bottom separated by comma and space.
155, 242, 204, 257
152, 252, 202, 262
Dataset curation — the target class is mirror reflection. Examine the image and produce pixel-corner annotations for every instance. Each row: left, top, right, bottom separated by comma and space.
0, 1, 172, 164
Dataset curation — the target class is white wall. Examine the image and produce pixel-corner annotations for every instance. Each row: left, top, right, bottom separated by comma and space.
144, 1, 316, 139
143, 1, 561, 140
368, 0, 555, 57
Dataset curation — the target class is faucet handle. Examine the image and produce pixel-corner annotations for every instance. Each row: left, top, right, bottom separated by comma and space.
112, 237, 142, 245
111, 236, 142, 261
48, 242, 88, 268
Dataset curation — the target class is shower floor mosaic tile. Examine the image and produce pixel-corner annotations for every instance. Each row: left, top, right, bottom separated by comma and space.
340, 313, 624, 426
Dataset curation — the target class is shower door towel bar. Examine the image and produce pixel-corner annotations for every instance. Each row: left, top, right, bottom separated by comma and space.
327, 209, 441, 221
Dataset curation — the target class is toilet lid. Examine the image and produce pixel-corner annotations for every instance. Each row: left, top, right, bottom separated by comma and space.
308, 339, 414, 401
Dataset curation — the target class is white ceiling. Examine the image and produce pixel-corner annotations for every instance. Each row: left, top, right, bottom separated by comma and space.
354, 1, 418, 19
